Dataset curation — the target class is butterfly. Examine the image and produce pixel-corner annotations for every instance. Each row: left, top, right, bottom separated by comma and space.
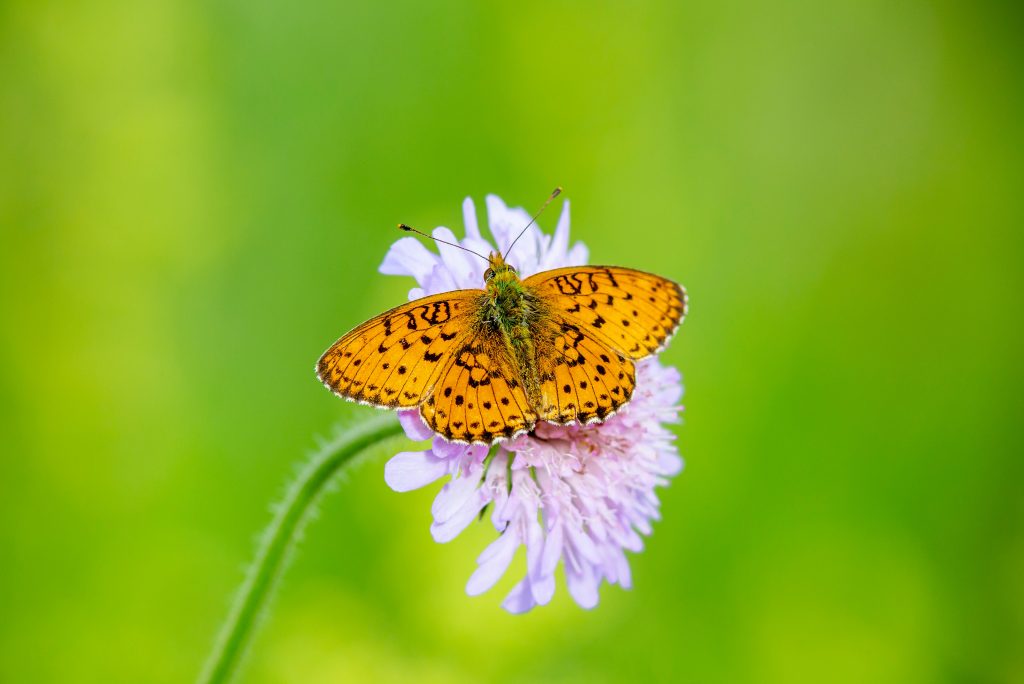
317, 190, 687, 445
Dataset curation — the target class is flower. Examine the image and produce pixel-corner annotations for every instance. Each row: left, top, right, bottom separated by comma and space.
380, 195, 685, 612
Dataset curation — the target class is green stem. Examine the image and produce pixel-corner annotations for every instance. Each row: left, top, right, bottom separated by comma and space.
197, 414, 407, 684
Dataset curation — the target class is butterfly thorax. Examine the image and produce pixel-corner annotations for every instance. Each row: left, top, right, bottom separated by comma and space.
482, 253, 546, 407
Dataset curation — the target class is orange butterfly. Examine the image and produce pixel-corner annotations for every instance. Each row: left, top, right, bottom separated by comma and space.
317, 191, 687, 445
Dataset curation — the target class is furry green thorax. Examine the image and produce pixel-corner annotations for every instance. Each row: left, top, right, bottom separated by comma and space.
482, 251, 545, 405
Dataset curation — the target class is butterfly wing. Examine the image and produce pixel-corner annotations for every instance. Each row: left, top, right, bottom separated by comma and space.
525, 266, 686, 426
420, 329, 538, 444
524, 266, 687, 359
317, 290, 482, 408
528, 317, 635, 425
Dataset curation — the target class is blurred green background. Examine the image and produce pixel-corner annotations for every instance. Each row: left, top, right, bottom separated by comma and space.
1, 1, 1021, 682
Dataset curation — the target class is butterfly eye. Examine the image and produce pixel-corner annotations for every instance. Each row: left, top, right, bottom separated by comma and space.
484, 268, 495, 280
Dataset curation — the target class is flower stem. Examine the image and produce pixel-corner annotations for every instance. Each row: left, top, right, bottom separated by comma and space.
197, 414, 407, 684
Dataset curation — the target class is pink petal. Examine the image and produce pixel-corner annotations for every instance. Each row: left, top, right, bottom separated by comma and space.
430, 487, 488, 543
431, 470, 481, 521
430, 438, 469, 461
567, 525, 602, 565
540, 523, 564, 577
383, 450, 448, 492
379, 236, 437, 284
432, 226, 477, 286
615, 550, 633, 589
466, 531, 519, 596
398, 410, 434, 441
566, 563, 600, 609
501, 577, 538, 614
531, 574, 555, 606
659, 452, 684, 476
462, 197, 481, 240
421, 262, 459, 295
485, 195, 532, 255
537, 200, 570, 270
565, 242, 589, 266
524, 518, 543, 572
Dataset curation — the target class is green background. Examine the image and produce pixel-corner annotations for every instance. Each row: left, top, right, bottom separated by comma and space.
1, 1, 1021, 682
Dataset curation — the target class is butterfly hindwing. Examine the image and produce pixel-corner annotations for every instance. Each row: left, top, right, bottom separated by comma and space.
535, 318, 637, 425
420, 331, 537, 444
317, 290, 481, 408
524, 266, 687, 359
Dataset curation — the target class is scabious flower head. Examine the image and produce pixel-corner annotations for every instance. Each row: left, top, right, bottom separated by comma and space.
380, 195, 685, 612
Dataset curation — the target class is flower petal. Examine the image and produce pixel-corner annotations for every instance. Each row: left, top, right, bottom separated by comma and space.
430, 486, 488, 543
379, 236, 438, 284
540, 522, 564, 577
485, 195, 533, 256
538, 200, 570, 270
659, 452, 684, 476
565, 241, 589, 266
430, 438, 469, 461
398, 410, 434, 442
614, 549, 633, 589
420, 261, 459, 295
384, 450, 449, 492
567, 524, 602, 565
432, 226, 478, 287
466, 531, 519, 596
566, 563, 600, 610
502, 577, 538, 614
462, 196, 481, 240
431, 470, 481, 521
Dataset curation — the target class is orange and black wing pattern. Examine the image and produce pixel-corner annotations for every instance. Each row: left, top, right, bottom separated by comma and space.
533, 317, 638, 426
525, 265, 685, 426
317, 290, 481, 408
420, 330, 538, 444
524, 266, 687, 359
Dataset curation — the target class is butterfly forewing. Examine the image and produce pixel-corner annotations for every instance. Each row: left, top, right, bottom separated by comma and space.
317, 290, 481, 407
524, 266, 687, 359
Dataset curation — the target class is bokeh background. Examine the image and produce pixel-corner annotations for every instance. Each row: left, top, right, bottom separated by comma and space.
1, 1, 1021, 682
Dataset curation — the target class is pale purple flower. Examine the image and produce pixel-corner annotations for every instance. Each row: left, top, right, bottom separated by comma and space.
381, 194, 685, 612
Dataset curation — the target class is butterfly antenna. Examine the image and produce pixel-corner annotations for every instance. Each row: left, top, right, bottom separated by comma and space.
397, 224, 490, 262
502, 187, 562, 260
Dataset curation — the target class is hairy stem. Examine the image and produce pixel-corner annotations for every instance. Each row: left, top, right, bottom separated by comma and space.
197, 414, 407, 684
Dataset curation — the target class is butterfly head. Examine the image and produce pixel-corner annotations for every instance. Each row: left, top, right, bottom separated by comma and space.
483, 251, 519, 284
